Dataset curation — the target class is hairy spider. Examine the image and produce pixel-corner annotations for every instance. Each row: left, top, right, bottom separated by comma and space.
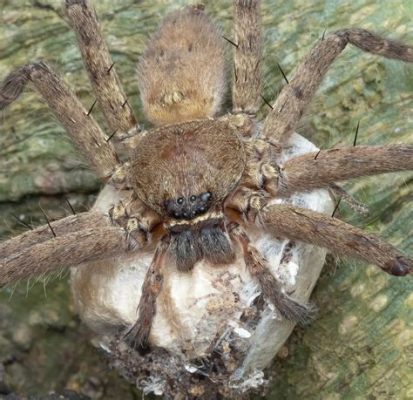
0, 0, 412, 398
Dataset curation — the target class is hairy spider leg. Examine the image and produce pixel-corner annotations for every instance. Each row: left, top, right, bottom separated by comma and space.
65, 0, 138, 145
262, 29, 413, 148
230, 224, 315, 325
232, 0, 262, 115
259, 204, 412, 276
124, 237, 170, 351
0, 62, 119, 179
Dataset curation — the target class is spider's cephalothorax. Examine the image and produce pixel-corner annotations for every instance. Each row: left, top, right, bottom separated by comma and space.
129, 118, 247, 271
1, 0, 413, 397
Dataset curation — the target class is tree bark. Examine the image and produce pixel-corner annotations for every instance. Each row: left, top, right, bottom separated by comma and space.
0, 1, 412, 399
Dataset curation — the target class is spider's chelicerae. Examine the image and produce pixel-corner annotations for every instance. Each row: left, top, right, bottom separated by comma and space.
1, 0, 412, 398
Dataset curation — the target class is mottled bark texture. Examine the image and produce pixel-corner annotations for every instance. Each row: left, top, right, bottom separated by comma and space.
0, 1, 412, 399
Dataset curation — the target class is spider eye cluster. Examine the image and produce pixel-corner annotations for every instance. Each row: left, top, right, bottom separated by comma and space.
164, 192, 212, 220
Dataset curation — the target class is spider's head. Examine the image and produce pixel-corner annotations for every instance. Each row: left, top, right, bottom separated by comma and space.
129, 119, 246, 221
129, 119, 246, 271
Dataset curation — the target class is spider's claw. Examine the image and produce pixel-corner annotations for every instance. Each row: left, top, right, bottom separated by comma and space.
385, 256, 413, 276
123, 322, 151, 354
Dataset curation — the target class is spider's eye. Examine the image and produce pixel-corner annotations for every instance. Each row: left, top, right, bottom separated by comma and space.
201, 192, 212, 202
177, 197, 184, 205
190, 195, 197, 202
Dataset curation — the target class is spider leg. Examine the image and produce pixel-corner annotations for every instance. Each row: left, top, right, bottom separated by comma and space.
232, 0, 262, 115
230, 225, 314, 325
0, 211, 106, 260
0, 62, 119, 179
277, 144, 413, 196
259, 204, 412, 276
0, 221, 129, 287
65, 0, 138, 139
262, 29, 413, 147
123, 238, 170, 352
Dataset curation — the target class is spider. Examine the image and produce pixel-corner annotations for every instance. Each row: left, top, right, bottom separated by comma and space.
0, 0, 412, 398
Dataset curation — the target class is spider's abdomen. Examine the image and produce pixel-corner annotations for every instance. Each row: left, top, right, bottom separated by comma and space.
129, 119, 246, 218
137, 6, 226, 126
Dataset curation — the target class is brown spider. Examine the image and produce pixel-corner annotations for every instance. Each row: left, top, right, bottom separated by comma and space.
0, 0, 412, 397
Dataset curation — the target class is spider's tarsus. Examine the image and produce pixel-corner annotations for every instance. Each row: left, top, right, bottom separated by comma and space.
384, 256, 412, 276
277, 62, 289, 85
223, 35, 239, 48
353, 120, 360, 146
86, 98, 97, 116
121, 99, 128, 108
314, 150, 321, 160
39, 206, 56, 238
321, 28, 327, 41
329, 184, 369, 216
123, 323, 151, 354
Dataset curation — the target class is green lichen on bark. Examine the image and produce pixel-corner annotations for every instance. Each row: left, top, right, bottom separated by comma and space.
0, 1, 412, 399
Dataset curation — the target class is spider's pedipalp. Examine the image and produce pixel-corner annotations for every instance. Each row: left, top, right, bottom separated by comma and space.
278, 144, 413, 196
262, 29, 413, 147
65, 0, 138, 138
231, 226, 314, 325
260, 204, 412, 276
0, 62, 120, 179
232, 0, 262, 115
